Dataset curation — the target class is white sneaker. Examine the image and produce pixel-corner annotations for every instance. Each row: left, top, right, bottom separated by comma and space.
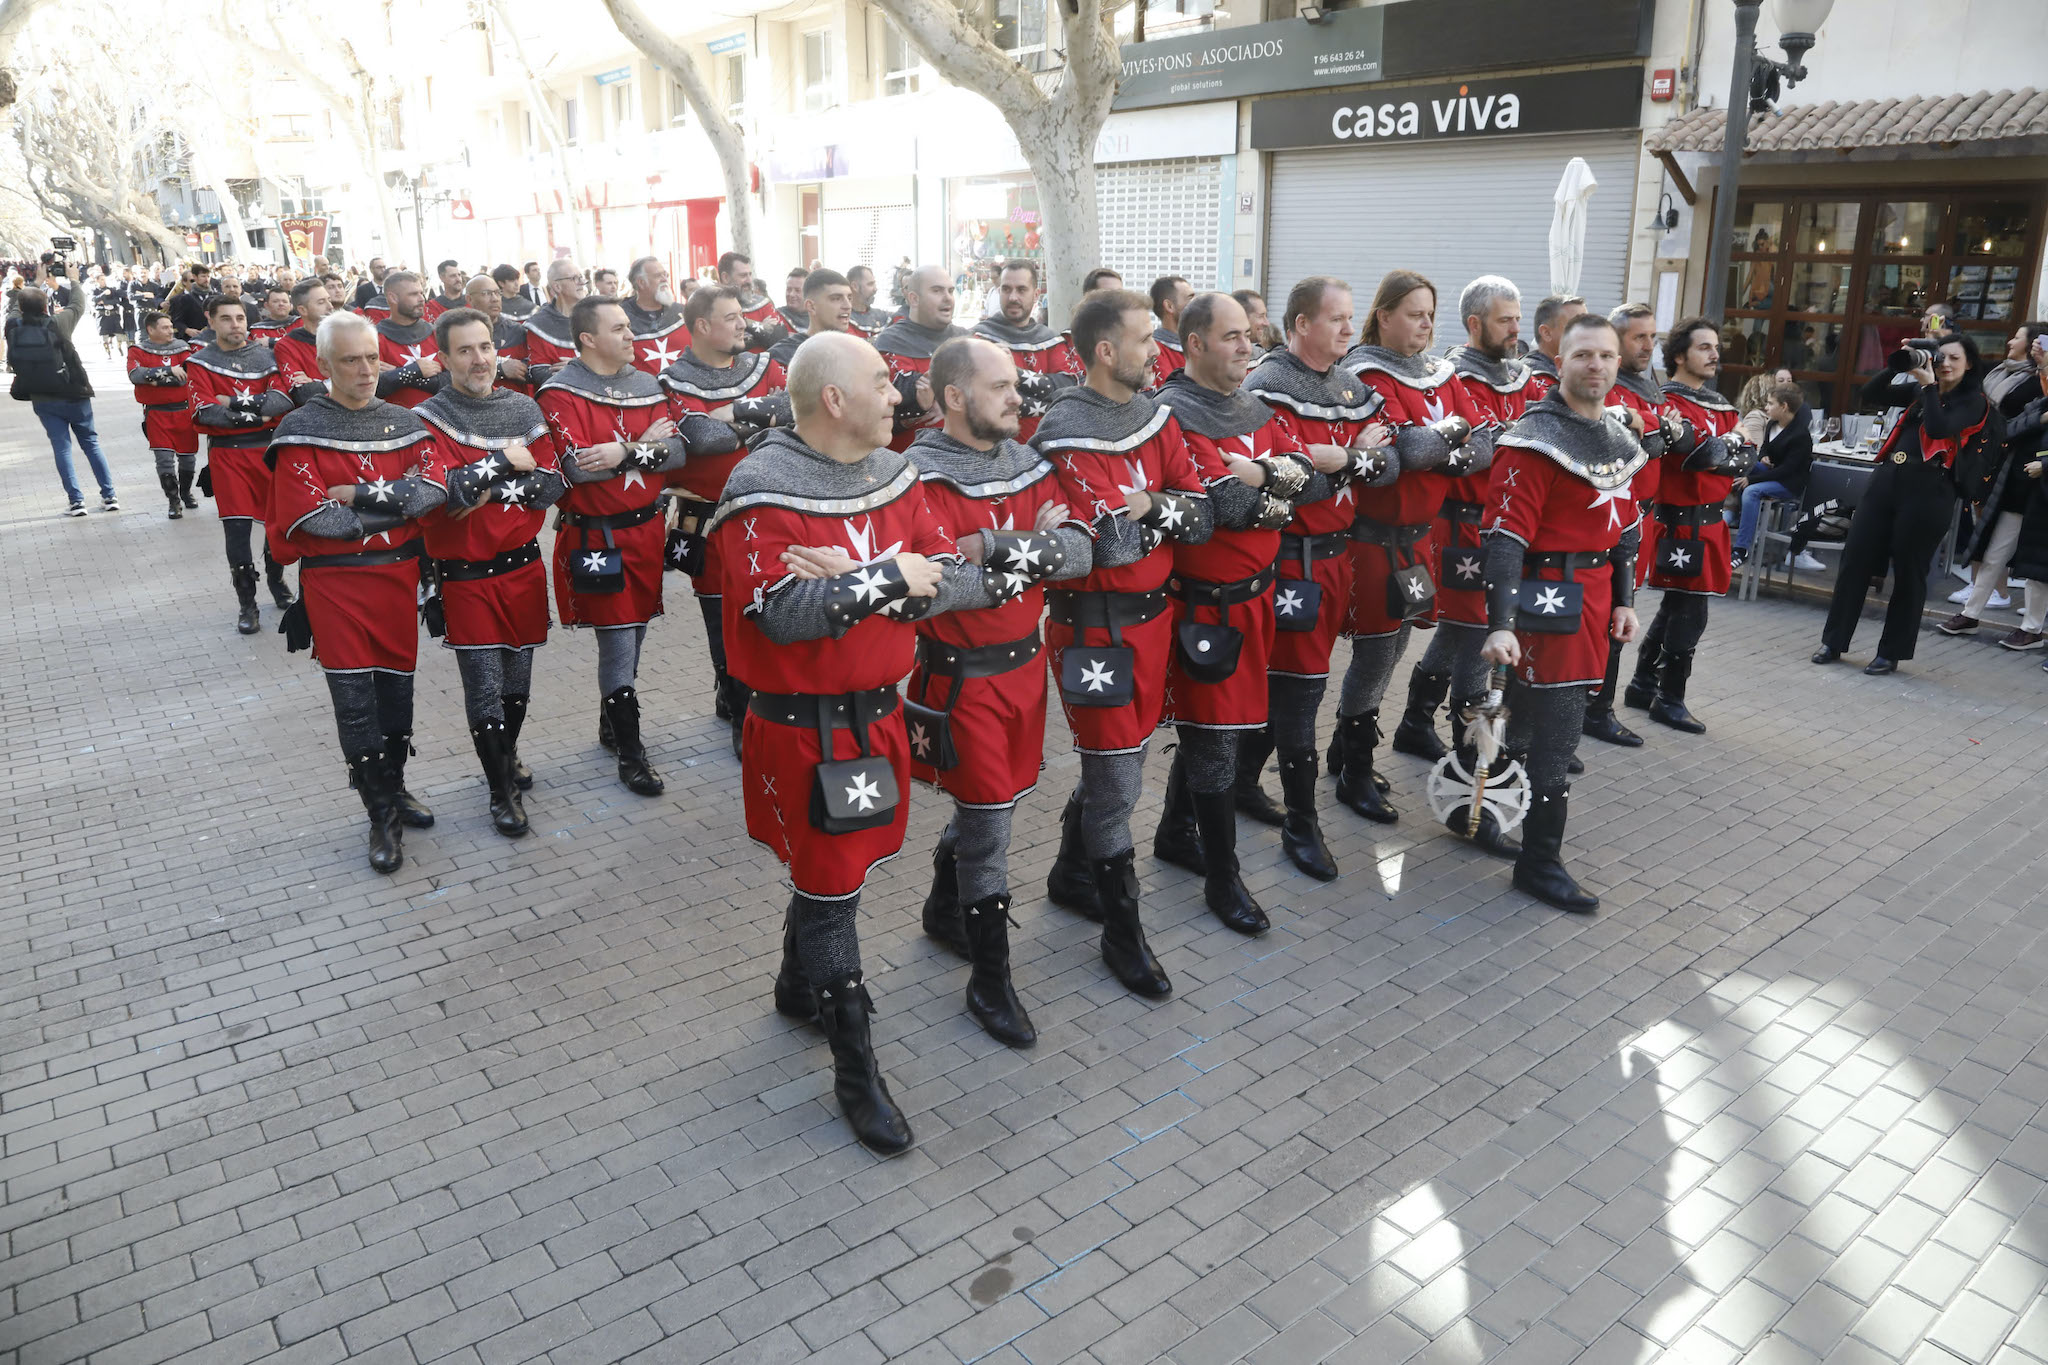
1947, 584, 1972, 604
1988, 591, 2012, 609
100, 495, 120, 513
1790, 551, 1826, 571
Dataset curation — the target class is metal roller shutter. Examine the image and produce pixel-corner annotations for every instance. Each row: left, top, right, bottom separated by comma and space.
1265, 132, 1641, 334
1100, 157, 1223, 292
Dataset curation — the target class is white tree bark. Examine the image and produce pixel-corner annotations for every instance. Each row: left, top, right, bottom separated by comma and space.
871, 0, 1121, 321
487, 0, 595, 267
599, 0, 752, 258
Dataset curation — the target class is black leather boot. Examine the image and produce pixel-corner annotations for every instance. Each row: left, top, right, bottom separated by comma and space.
1094, 851, 1171, 998
1333, 712, 1398, 824
1151, 750, 1204, 874
603, 686, 665, 795
1191, 790, 1268, 935
501, 693, 534, 790
159, 470, 182, 519
1622, 637, 1662, 710
471, 722, 528, 837
349, 751, 404, 874
1650, 648, 1707, 734
231, 564, 260, 635
383, 732, 435, 828
1443, 705, 1521, 859
178, 456, 199, 509
1325, 719, 1390, 793
921, 825, 967, 955
814, 973, 914, 1155
1046, 795, 1097, 917
1233, 727, 1285, 826
1277, 750, 1338, 881
1581, 696, 1642, 746
962, 894, 1036, 1047
1391, 665, 1450, 761
1513, 787, 1598, 912
263, 551, 293, 609
773, 898, 815, 1022
714, 667, 733, 722
598, 702, 617, 754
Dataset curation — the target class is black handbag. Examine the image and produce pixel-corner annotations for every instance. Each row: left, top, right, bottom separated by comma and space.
1274, 539, 1321, 633
1655, 536, 1705, 578
1059, 616, 1136, 707
1386, 558, 1436, 620
1514, 578, 1584, 634
570, 523, 626, 594
1174, 587, 1243, 684
1439, 544, 1486, 595
809, 703, 900, 834
901, 677, 961, 771
664, 501, 709, 576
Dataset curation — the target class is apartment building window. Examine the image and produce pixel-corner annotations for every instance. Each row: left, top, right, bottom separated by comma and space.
995, 0, 1051, 71
606, 78, 635, 134
561, 96, 580, 145
802, 29, 834, 114
879, 17, 925, 96
668, 76, 689, 127
268, 113, 313, 142
724, 54, 745, 119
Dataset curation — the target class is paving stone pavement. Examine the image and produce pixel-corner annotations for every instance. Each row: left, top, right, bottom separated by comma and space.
3, 357, 2045, 1365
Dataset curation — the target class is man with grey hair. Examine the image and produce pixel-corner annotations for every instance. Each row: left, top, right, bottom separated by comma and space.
1526, 294, 1585, 398
709, 330, 992, 1154
869, 265, 965, 452
622, 254, 687, 375
520, 257, 586, 386
268, 309, 448, 873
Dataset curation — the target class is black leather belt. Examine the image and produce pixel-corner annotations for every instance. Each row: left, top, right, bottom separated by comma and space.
1655, 502, 1720, 530
1169, 564, 1277, 607
436, 540, 541, 582
1348, 516, 1433, 550
206, 431, 271, 449
1044, 588, 1169, 629
748, 685, 901, 730
1524, 550, 1608, 574
301, 540, 423, 569
143, 401, 188, 412
1278, 531, 1349, 563
916, 628, 1042, 679
1441, 499, 1485, 525
559, 503, 661, 532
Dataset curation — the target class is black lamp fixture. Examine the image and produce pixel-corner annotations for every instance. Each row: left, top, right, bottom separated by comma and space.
1298, 5, 1326, 23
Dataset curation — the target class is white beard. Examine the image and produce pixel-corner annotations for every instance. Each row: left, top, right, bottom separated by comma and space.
655, 287, 674, 307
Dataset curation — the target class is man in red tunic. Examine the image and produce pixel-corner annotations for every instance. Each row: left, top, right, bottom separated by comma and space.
1240, 277, 1394, 879
906, 336, 1091, 1046
1523, 294, 1584, 401
871, 266, 966, 452
274, 278, 335, 407
717, 250, 780, 334
1624, 317, 1749, 734
420, 307, 567, 838
621, 256, 689, 377
1333, 270, 1482, 823
766, 268, 856, 372
539, 296, 690, 796
522, 258, 586, 387
1591, 302, 1671, 747
189, 295, 297, 632
1153, 294, 1328, 934
1479, 313, 1648, 912
128, 310, 200, 519
248, 286, 295, 344
373, 271, 448, 409
424, 259, 467, 322
266, 311, 447, 873
461, 274, 532, 393
1034, 289, 1212, 1000
1146, 274, 1191, 389
972, 259, 1083, 444
709, 331, 991, 1153
660, 285, 794, 733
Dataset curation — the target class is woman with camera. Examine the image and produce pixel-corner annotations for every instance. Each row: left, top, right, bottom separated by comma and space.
1813, 333, 2000, 674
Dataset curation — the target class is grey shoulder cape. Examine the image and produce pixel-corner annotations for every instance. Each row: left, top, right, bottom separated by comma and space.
1525, 351, 1559, 383
375, 316, 434, 347
1662, 379, 1738, 413
661, 349, 776, 402
871, 318, 967, 360
188, 340, 279, 380
1030, 385, 1172, 454
1246, 348, 1384, 423
1614, 366, 1663, 408
622, 298, 687, 338
1155, 371, 1272, 441
133, 338, 189, 358
523, 303, 573, 350
1341, 343, 1457, 391
1447, 344, 1531, 394
709, 428, 918, 533
908, 429, 1056, 499
418, 386, 549, 447
973, 316, 1065, 352
273, 395, 430, 450
536, 358, 667, 408
1497, 392, 1649, 492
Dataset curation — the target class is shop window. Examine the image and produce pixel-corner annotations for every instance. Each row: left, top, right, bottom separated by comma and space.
607, 80, 635, 136
803, 30, 834, 114
1729, 201, 1783, 254
1782, 320, 1842, 374
1954, 201, 2030, 258
1791, 201, 1857, 254
1864, 262, 1929, 317
1787, 262, 1851, 315
1873, 202, 1939, 255
1948, 263, 2023, 322
1727, 259, 1778, 312
1720, 317, 1771, 369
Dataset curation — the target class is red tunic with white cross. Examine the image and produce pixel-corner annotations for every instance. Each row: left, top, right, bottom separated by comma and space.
987, 333, 1083, 444
1650, 386, 1741, 597
1484, 439, 1639, 688
1442, 361, 1544, 625
376, 330, 440, 409
630, 315, 691, 378
187, 351, 291, 521
1345, 354, 1474, 637
418, 405, 560, 650
661, 353, 787, 600
1608, 376, 1669, 585
538, 380, 670, 628
718, 469, 959, 898
1256, 374, 1379, 678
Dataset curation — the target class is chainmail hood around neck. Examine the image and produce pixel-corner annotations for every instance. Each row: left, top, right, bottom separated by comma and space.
1155, 370, 1272, 440
709, 427, 917, 532
872, 317, 967, 360
908, 428, 1052, 495
419, 384, 548, 443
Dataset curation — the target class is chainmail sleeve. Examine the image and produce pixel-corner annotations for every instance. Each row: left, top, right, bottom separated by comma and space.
294, 503, 368, 540
676, 411, 742, 456
1482, 530, 1525, 634
1393, 424, 1456, 471
1047, 525, 1094, 580
1204, 475, 1265, 530
928, 559, 996, 616
1086, 512, 1154, 570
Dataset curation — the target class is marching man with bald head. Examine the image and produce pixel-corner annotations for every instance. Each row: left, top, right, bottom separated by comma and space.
869, 264, 967, 451
709, 331, 996, 1156
265, 310, 449, 875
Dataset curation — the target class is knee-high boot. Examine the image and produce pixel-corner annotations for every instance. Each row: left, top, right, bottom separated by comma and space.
382, 732, 435, 828
348, 750, 405, 874
814, 974, 914, 1155
1046, 794, 1097, 916
501, 693, 534, 790
470, 721, 528, 837
158, 469, 183, 519
962, 894, 1035, 1047
1650, 648, 1707, 734
1151, 749, 1203, 874
773, 897, 815, 1022
177, 454, 198, 509
1582, 642, 1642, 746
1623, 633, 1663, 710
603, 686, 665, 795
1233, 727, 1285, 825
1277, 750, 1338, 881
1191, 789, 1267, 935
1392, 664, 1450, 761
1093, 851, 1170, 998
1512, 786, 1598, 912
230, 563, 260, 635
921, 824, 967, 954
1333, 711, 1398, 823
263, 549, 293, 608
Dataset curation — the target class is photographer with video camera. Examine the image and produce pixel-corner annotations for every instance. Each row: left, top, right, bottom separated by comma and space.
6, 255, 118, 517
1814, 331, 1998, 674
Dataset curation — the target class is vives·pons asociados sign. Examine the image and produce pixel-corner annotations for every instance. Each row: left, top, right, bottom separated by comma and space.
1113, 6, 1384, 110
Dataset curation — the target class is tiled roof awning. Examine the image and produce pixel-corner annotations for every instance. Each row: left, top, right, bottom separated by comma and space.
1645, 88, 2048, 155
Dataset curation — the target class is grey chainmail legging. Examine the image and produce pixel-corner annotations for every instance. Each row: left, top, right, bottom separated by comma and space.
1415, 619, 1492, 698
1505, 680, 1589, 790
596, 624, 646, 696
792, 891, 862, 982
1336, 626, 1411, 717
951, 805, 1013, 904
1077, 748, 1148, 860
1269, 674, 1326, 757
454, 647, 536, 727
1175, 725, 1237, 794
324, 670, 413, 758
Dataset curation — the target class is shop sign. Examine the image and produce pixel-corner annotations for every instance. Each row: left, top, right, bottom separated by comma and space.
706, 34, 746, 55
1115, 8, 1382, 110
596, 67, 632, 86
1248, 66, 1644, 151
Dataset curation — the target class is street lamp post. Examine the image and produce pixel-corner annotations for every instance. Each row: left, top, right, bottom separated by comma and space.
1699, 0, 1835, 327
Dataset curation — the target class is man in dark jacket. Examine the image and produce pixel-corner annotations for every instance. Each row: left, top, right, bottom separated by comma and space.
8, 267, 118, 516
167, 265, 213, 340
1731, 382, 1812, 564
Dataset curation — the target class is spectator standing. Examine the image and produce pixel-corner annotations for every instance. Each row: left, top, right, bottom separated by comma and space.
6, 265, 119, 516
1730, 383, 1814, 565
1942, 325, 2048, 642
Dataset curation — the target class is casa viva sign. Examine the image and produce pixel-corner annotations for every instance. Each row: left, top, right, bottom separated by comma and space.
1249, 67, 1645, 151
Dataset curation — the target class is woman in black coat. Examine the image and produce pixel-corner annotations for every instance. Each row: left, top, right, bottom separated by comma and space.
1941, 324, 2047, 638
1994, 377, 2048, 648
1813, 332, 2001, 674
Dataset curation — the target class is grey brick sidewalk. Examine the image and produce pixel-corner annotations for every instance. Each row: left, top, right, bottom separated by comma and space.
3, 361, 2044, 1365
